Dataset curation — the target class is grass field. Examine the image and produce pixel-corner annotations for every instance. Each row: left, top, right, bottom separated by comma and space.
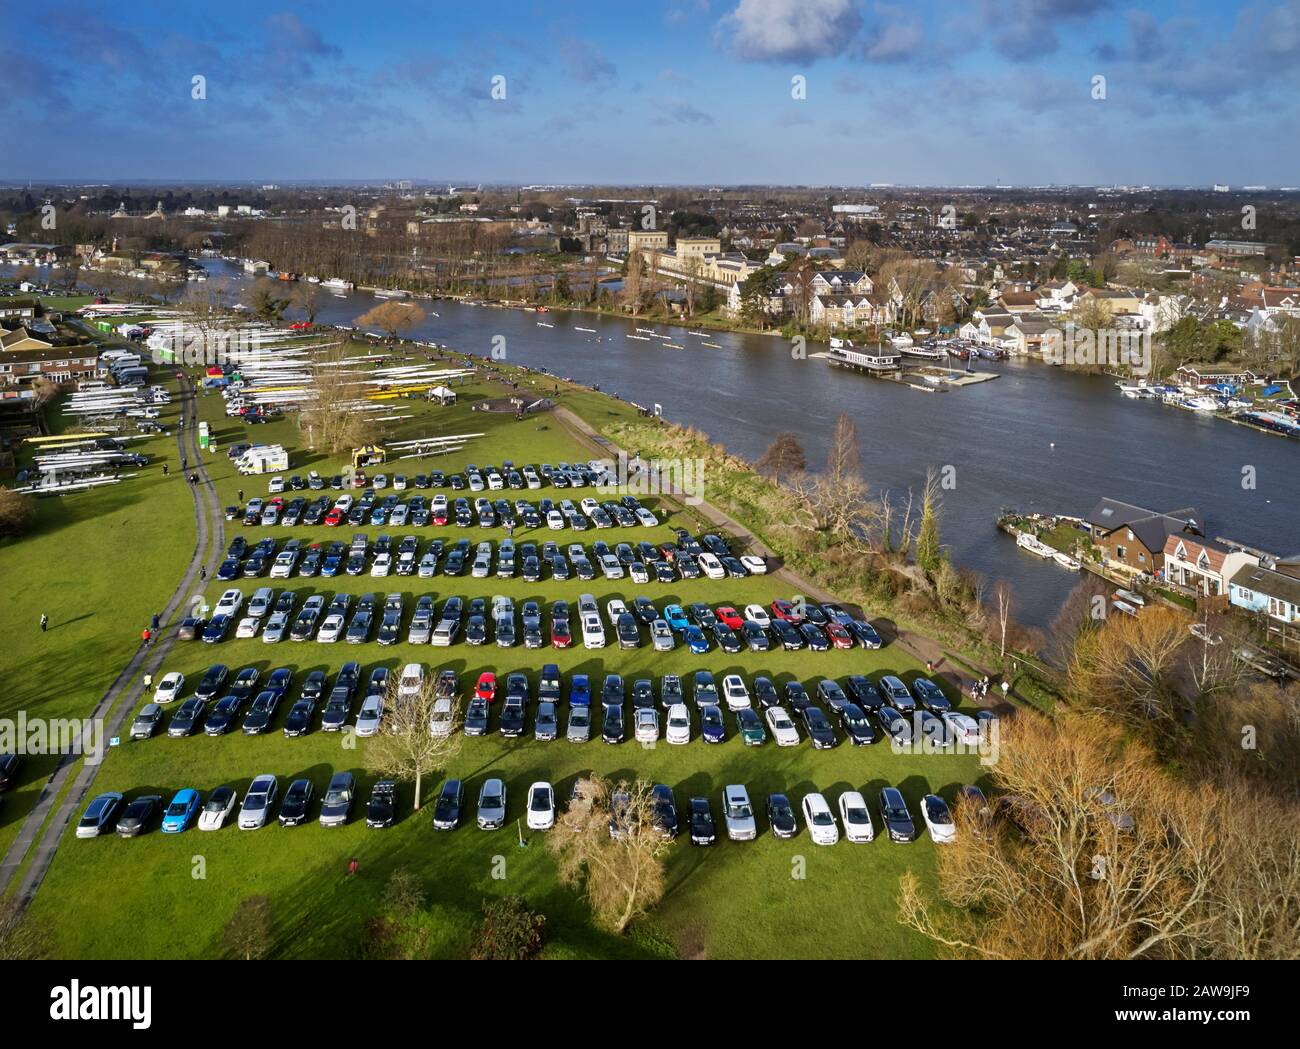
0, 357, 195, 859
16, 353, 986, 959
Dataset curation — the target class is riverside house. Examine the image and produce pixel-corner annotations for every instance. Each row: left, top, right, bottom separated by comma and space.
1086, 497, 1203, 576
1228, 558, 1300, 624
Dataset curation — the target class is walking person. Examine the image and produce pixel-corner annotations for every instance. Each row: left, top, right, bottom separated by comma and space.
141, 626, 152, 646
39, 613, 48, 632
151, 612, 161, 633
143, 672, 153, 692
162, 462, 169, 477
198, 564, 206, 582
237, 488, 244, 504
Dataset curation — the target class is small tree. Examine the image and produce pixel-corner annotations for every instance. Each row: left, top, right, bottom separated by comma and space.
245, 277, 290, 322
471, 895, 547, 960
547, 777, 672, 934
362, 674, 462, 810
0, 488, 36, 539
355, 300, 426, 341
756, 432, 807, 483
223, 895, 274, 960
915, 468, 944, 576
291, 282, 323, 323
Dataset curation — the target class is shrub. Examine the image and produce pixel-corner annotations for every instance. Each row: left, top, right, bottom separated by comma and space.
470, 895, 546, 960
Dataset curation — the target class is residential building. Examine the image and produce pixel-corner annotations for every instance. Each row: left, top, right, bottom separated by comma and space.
1085, 497, 1203, 575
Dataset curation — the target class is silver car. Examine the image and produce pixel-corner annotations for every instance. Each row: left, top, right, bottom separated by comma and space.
477, 778, 507, 830
723, 784, 756, 841
130, 703, 165, 740
650, 619, 674, 651
238, 775, 279, 830
566, 705, 592, 743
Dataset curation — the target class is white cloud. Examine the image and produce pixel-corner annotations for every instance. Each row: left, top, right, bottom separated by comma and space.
716, 0, 862, 62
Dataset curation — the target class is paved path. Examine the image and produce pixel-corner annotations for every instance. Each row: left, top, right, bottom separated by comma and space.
0, 375, 225, 904
550, 405, 1011, 710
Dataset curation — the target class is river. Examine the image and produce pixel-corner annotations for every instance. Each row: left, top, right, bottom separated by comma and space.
19, 258, 1300, 630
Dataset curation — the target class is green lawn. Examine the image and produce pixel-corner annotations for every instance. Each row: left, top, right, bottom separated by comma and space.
18, 357, 985, 959
0, 362, 195, 860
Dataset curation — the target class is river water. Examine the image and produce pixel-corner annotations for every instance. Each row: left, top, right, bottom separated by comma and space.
26, 258, 1300, 630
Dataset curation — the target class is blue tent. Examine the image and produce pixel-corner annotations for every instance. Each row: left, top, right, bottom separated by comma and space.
1262, 384, 1284, 397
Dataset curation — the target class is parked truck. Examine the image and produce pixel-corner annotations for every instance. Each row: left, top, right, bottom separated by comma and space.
235, 444, 289, 475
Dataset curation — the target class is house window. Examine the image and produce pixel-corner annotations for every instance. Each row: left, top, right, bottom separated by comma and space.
1116, 545, 1127, 560
1138, 552, 1146, 563
1238, 589, 1254, 601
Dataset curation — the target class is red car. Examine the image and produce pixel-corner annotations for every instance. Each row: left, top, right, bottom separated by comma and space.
715, 606, 743, 631
324, 508, 344, 527
432, 510, 448, 526
770, 599, 804, 623
658, 543, 679, 563
826, 621, 854, 649
551, 619, 572, 649
475, 672, 497, 703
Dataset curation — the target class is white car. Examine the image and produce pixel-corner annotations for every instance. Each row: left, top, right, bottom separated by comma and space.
580, 497, 600, 515
373, 474, 388, 489
721, 674, 751, 711
765, 705, 800, 746
235, 616, 261, 639
743, 604, 771, 628
802, 793, 840, 845
723, 784, 756, 841
370, 553, 392, 577
214, 588, 243, 618
599, 554, 624, 579
526, 782, 555, 831
942, 711, 982, 747
665, 703, 691, 745
698, 553, 725, 580
270, 551, 297, 578
153, 672, 185, 704
316, 612, 345, 643
428, 698, 454, 737
334, 495, 353, 513
547, 510, 565, 530
606, 598, 629, 621
838, 791, 875, 843
395, 663, 423, 697
740, 554, 768, 574
582, 613, 606, 649
634, 708, 660, 744
921, 794, 957, 843
238, 775, 278, 830
198, 787, 237, 831
356, 694, 384, 736
268, 475, 285, 493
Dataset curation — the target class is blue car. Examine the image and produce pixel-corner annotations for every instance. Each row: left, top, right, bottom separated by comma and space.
700, 704, 726, 743
570, 673, 591, 707
850, 619, 883, 649
202, 614, 232, 643
161, 789, 201, 833
265, 667, 293, 699
216, 558, 241, 581
664, 604, 690, 632
684, 626, 710, 654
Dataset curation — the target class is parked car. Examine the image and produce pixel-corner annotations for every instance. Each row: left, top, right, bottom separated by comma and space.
802, 792, 840, 846
198, 786, 237, 831
319, 771, 356, 827
921, 794, 957, 843
766, 792, 798, 839
238, 775, 279, 830
476, 778, 507, 830
723, 785, 756, 841
688, 796, 716, 845
432, 779, 465, 831
160, 789, 201, 834
366, 781, 398, 828
278, 778, 315, 827
838, 791, 875, 843
879, 787, 917, 843
526, 782, 556, 831
114, 794, 162, 838
130, 702, 165, 740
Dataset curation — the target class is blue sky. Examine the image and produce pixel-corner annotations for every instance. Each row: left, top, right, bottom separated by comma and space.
4, 0, 1298, 185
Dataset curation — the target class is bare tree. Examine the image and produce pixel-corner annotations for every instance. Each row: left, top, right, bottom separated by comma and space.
992, 579, 1013, 660
291, 282, 323, 323
362, 672, 462, 811
223, 896, 274, 960
298, 335, 378, 454
547, 776, 673, 934
897, 712, 1229, 959
355, 300, 426, 341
